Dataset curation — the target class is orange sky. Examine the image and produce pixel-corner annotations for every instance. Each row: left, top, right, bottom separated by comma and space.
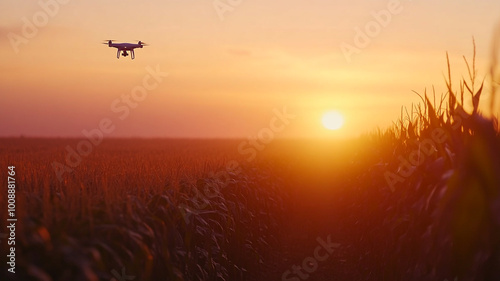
1, 0, 499, 138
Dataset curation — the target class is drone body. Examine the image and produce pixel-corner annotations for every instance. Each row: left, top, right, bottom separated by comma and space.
103, 40, 148, 59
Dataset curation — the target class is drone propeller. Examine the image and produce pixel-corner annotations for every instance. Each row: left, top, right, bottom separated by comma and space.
102, 39, 116, 44
135, 40, 149, 46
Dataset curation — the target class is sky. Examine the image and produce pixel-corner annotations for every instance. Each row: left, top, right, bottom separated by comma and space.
1, 0, 499, 139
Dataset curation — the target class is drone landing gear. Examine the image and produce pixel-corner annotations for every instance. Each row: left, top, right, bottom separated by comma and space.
116, 50, 134, 59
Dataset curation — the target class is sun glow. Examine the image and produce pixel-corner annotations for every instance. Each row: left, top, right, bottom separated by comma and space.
322, 111, 344, 130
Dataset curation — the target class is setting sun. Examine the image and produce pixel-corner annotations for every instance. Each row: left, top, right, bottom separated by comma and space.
322, 110, 344, 130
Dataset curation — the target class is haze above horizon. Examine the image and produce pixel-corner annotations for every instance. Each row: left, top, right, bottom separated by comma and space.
1, 0, 499, 139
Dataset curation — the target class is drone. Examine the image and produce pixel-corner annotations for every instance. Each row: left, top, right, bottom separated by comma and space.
103, 40, 148, 59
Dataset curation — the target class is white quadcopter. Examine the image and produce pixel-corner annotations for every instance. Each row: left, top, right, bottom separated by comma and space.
103, 40, 148, 59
